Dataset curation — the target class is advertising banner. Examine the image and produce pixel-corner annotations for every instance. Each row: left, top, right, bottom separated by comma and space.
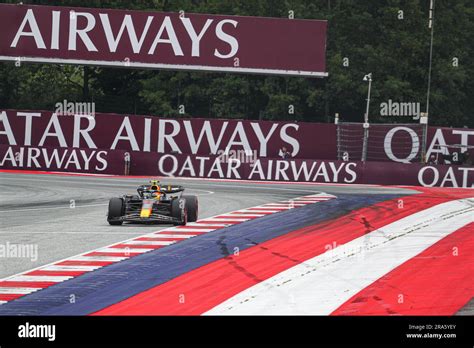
0, 4, 328, 77
0, 110, 337, 160
2, 110, 473, 164
1, 143, 472, 188
0, 144, 126, 175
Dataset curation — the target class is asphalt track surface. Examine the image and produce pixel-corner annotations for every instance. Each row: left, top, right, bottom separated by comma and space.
4, 172, 472, 315
0, 172, 415, 280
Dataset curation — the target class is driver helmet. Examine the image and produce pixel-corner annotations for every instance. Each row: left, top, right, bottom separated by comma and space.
149, 179, 162, 200
149, 179, 160, 191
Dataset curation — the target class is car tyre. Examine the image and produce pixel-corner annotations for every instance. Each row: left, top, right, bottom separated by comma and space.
171, 198, 187, 226
107, 197, 124, 225
182, 195, 198, 222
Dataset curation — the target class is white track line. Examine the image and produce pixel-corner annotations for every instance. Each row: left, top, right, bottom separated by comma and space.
264, 203, 305, 207
142, 234, 195, 239
239, 209, 281, 213
41, 265, 102, 272
204, 218, 251, 222
290, 200, 325, 204
97, 247, 153, 253
9, 275, 74, 283
206, 198, 474, 315
0, 288, 42, 294
121, 240, 175, 246
225, 213, 266, 218
165, 228, 216, 233
191, 223, 235, 227
69, 256, 129, 262
190, 222, 232, 227
0, 203, 108, 213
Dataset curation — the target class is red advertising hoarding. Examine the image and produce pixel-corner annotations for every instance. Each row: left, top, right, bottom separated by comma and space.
0, 4, 328, 77
1, 109, 474, 187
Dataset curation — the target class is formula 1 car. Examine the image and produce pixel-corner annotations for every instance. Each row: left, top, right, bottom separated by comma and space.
107, 180, 198, 226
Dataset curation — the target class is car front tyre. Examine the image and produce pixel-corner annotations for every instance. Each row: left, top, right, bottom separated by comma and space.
107, 197, 124, 225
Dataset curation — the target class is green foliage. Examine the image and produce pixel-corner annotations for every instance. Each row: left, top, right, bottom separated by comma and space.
1, 0, 472, 127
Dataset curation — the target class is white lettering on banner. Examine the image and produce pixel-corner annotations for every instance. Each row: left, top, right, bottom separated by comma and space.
181, 18, 214, 57
248, 159, 358, 183
64, 150, 81, 169
227, 158, 241, 178
157, 119, 181, 153
99, 14, 154, 53
290, 161, 317, 181
158, 154, 178, 176
275, 160, 290, 180
329, 162, 345, 182
143, 118, 152, 152
344, 163, 357, 183
38, 113, 68, 147
4, 111, 473, 167
51, 11, 60, 50
208, 158, 224, 177
0, 147, 109, 171
384, 126, 420, 163
68, 12, 98, 51
111, 117, 139, 151
10, 8, 240, 59
0, 147, 16, 166
418, 166, 474, 188
183, 120, 228, 154
195, 156, 209, 177
1, 111, 303, 157
73, 114, 97, 148
214, 20, 239, 59
0, 111, 17, 145
440, 167, 458, 187
10, 9, 46, 49
460, 167, 474, 188
251, 123, 278, 157
43, 148, 68, 168
156, 155, 244, 179
452, 130, 474, 152
17, 112, 41, 146
280, 124, 300, 157
225, 123, 252, 155
27, 147, 41, 168
387, 127, 474, 164
426, 129, 449, 160
313, 162, 330, 182
96, 151, 108, 171
249, 160, 265, 180
148, 16, 184, 56
178, 156, 196, 177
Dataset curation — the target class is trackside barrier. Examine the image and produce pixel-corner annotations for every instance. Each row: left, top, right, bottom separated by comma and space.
0, 145, 473, 188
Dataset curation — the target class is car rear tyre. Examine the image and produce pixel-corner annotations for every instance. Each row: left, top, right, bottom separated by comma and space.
182, 195, 198, 222
107, 197, 124, 225
171, 198, 187, 226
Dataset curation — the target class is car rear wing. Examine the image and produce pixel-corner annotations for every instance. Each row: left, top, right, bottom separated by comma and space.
160, 184, 185, 194
137, 184, 185, 196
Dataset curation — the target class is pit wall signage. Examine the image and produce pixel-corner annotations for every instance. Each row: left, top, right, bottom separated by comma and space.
1, 110, 473, 165
0, 3, 327, 77
0, 146, 473, 188
0, 110, 337, 160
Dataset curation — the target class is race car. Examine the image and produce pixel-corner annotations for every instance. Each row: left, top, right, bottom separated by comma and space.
107, 180, 198, 226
